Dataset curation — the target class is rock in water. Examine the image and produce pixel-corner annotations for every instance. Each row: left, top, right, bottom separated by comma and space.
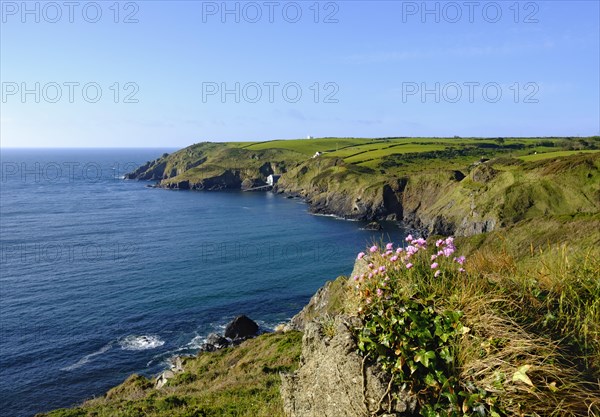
363, 221, 383, 231
224, 315, 259, 339
206, 333, 229, 349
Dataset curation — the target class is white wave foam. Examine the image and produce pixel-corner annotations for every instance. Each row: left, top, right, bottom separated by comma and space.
186, 335, 206, 349
119, 335, 165, 351
61, 342, 113, 371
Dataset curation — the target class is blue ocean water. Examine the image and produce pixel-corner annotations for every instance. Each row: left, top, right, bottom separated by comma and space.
0, 148, 406, 417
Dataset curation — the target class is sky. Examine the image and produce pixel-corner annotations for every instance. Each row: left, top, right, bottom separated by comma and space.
0, 0, 599, 148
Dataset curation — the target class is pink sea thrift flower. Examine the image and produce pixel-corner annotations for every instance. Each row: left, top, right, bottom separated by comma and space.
378, 266, 386, 273
369, 245, 378, 253
406, 245, 418, 256
436, 239, 444, 247
353, 275, 359, 281
455, 255, 466, 265
459, 267, 465, 273
376, 288, 383, 297
415, 238, 427, 247
357, 252, 365, 260
443, 247, 455, 257
431, 254, 437, 261
434, 270, 441, 278
431, 262, 439, 269
385, 250, 393, 257
390, 255, 398, 262
396, 247, 403, 254
368, 263, 374, 269
405, 234, 413, 242
406, 263, 413, 269
386, 242, 394, 250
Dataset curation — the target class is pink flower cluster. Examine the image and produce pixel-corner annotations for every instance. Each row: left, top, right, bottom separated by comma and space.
353, 235, 468, 303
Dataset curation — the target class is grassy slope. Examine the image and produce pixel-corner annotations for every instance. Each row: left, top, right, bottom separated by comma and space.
38, 332, 302, 417
138, 137, 599, 186
39, 221, 600, 417
349, 225, 600, 416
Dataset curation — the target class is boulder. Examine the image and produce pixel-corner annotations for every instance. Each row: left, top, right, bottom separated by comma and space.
363, 221, 383, 231
280, 316, 416, 417
206, 333, 229, 349
224, 315, 259, 340
155, 369, 175, 389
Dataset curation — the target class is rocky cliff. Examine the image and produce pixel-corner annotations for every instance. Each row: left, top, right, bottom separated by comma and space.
280, 316, 417, 417
127, 142, 600, 237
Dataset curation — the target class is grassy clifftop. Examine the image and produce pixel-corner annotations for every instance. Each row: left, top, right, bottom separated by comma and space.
126, 137, 600, 235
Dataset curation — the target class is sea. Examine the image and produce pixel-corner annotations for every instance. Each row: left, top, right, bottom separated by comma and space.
0, 148, 406, 417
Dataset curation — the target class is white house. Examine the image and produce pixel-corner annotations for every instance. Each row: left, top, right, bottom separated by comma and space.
267, 174, 281, 186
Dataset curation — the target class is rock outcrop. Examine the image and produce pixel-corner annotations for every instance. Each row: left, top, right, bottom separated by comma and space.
287, 276, 348, 331
280, 316, 417, 417
224, 315, 259, 340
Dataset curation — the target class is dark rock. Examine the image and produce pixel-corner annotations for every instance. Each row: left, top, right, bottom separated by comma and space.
363, 221, 383, 231
259, 162, 274, 177
206, 333, 229, 349
241, 178, 267, 190
198, 343, 217, 353
224, 315, 259, 340
451, 170, 466, 181
471, 164, 497, 183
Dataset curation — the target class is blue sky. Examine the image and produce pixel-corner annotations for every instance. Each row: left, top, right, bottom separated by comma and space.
1, 0, 599, 147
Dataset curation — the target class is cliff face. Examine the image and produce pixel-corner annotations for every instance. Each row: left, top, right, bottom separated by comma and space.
125, 143, 305, 191
127, 143, 600, 237
280, 316, 416, 417
276, 154, 599, 236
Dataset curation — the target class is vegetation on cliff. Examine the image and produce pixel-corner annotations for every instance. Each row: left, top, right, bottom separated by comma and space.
126, 137, 600, 236
350, 235, 599, 416
38, 332, 302, 417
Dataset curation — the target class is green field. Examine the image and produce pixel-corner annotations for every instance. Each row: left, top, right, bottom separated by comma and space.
519, 149, 600, 161
229, 137, 594, 169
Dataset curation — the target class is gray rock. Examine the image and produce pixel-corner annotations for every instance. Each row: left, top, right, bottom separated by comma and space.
363, 221, 383, 231
155, 369, 175, 389
280, 316, 416, 417
206, 333, 229, 349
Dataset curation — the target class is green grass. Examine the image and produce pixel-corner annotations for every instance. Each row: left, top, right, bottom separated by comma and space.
519, 149, 600, 161
346, 144, 447, 167
38, 332, 303, 417
351, 221, 600, 416
240, 138, 373, 155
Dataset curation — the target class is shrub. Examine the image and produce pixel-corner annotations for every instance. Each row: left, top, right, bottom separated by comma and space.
351, 236, 600, 416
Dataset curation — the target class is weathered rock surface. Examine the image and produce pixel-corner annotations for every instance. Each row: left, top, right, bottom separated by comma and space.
287, 276, 348, 331
280, 316, 417, 417
363, 221, 383, 231
206, 333, 229, 349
